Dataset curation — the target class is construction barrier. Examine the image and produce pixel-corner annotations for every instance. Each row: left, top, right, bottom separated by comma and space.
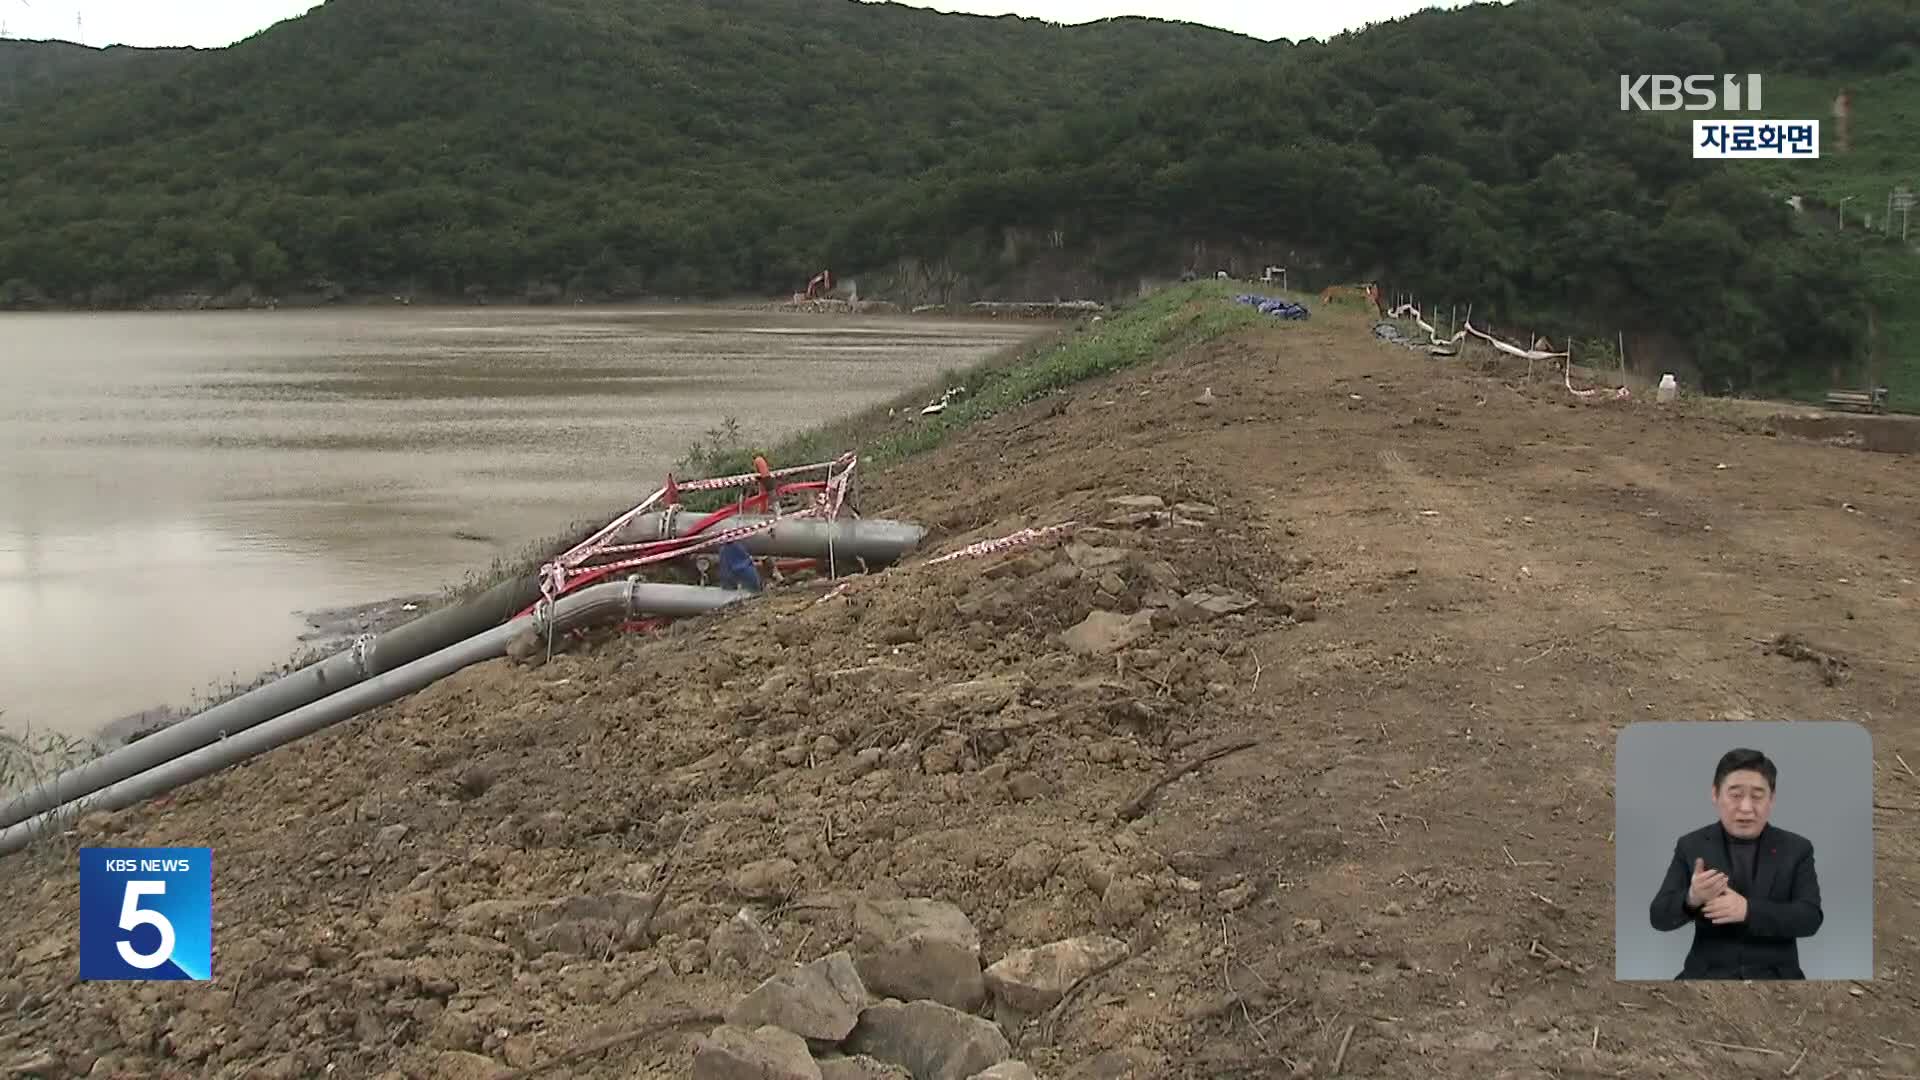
1387, 303, 1629, 401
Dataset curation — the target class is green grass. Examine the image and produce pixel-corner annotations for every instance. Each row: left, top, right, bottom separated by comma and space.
692, 281, 1274, 478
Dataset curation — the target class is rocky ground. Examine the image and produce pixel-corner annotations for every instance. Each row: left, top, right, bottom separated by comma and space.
3, 307, 1917, 1078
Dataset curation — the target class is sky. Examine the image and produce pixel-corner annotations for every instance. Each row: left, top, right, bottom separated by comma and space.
0, 0, 1486, 49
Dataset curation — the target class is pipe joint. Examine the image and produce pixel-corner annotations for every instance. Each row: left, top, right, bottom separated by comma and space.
348, 634, 376, 678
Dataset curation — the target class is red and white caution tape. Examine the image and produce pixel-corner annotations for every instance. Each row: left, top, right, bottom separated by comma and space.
927, 522, 1079, 564
538, 453, 860, 603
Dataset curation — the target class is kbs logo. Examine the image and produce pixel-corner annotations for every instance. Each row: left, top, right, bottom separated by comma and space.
79, 847, 213, 980
1621, 74, 1765, 112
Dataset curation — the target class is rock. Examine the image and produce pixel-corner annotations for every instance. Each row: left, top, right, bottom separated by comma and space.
1108, 495, 1166, 510
845, 1001, 1012, 1080
1099, 877, 1150, 927
851, 748, 886, 776
1006, 773, 1049, 801
778, 745, 811, 767
818, 1057, 913, 1080
852, 898, 987, 1011
1004, 841, 1060, 890
1141, 560, 1181, 590
1176, 589, 1258, 621
1172, 502, 1218, 517
708, 908, 775, 973
971, 1065, 1039, 1080
5, 1053, 57, 1078
924, 677, 1024, 716
1217, 882, 1257, 911
923, 733, 969, 775
726, 951, 868, 1044
1041, 562, 1083, 587
733, 858, 801, 901
376, 824, 410, 845
1096, 571, 1127, 595
1062, 610, 1153, 656
499, 1038, 538, 1068
429, 1051, 511, 1080
428, 1007, 488, 1052
1192, 387, 1216, 407
1064, 544, 1129, 572
673, 937, 710, 975
692, 1025, 822, 1080
984, 936, 1130, 1013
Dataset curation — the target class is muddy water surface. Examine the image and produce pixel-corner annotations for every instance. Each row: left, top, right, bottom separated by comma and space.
0, 306, 1040, 740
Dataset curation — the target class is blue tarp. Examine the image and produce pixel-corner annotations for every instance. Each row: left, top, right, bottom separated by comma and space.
1234, 294, 1310, 320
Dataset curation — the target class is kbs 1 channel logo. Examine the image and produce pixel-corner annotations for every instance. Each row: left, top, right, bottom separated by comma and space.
1618, 74, 1820, 161
79, 847, 213, 981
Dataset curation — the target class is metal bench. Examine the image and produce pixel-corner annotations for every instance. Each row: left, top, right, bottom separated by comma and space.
1824, 387, 1889, 413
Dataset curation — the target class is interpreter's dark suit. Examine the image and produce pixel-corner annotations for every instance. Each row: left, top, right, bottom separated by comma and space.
1649, 822, 1823, 979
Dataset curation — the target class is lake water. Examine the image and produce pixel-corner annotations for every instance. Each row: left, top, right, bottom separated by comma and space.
0, 306, 1038, 741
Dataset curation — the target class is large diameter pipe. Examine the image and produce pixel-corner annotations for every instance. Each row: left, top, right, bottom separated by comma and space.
615, 513, 926, 564
0, 581, 749, 858
0, 572, 547, 832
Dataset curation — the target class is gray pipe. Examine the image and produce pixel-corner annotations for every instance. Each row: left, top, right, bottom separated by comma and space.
0, 514, 919, 832
0, 581, 748, 858
614, 513, 925, 564
0, 572, 547, 832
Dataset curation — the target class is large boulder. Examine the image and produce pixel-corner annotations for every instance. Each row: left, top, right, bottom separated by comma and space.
1062, 611, 1153, 656
983, 936, 1130, 1014
845, 1001, 1012, 1080
852, 899, 986, 1011
691, 1025, 822, 1080
726, 951, 868, 1044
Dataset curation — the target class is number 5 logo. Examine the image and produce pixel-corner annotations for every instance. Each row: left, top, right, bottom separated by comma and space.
115, 880, 176, 969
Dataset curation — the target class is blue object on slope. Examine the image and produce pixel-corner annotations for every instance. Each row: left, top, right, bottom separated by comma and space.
717, 542, 763, 592
1233, 293, 1310, 320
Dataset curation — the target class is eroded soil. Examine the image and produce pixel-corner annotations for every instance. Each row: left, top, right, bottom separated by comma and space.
4, 309, 1917, 1079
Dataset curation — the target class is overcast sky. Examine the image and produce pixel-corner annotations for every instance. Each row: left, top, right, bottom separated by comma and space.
0, 0, 1485, 49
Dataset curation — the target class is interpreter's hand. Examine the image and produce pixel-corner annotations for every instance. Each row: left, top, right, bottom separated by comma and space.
1686, 857, 1729, 909
1703, 889, 1749, 925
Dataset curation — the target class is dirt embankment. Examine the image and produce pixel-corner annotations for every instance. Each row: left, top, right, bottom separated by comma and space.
3, 309, 1917, 1079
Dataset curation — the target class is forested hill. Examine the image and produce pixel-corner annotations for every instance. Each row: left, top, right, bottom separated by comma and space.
0, 0, 1269, 305
4, 0, 1920, 396
0, 39, 193, 106
836, 0, 1920, 396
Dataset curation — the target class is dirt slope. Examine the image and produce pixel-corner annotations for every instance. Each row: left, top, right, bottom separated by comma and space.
3, 309, 1917, 1079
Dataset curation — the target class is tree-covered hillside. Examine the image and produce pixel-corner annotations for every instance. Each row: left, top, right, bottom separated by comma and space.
0, 39, 193, 107
0, 0, 1269, 305
835, 0, 1920, 396
4, 0, 1920, 399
